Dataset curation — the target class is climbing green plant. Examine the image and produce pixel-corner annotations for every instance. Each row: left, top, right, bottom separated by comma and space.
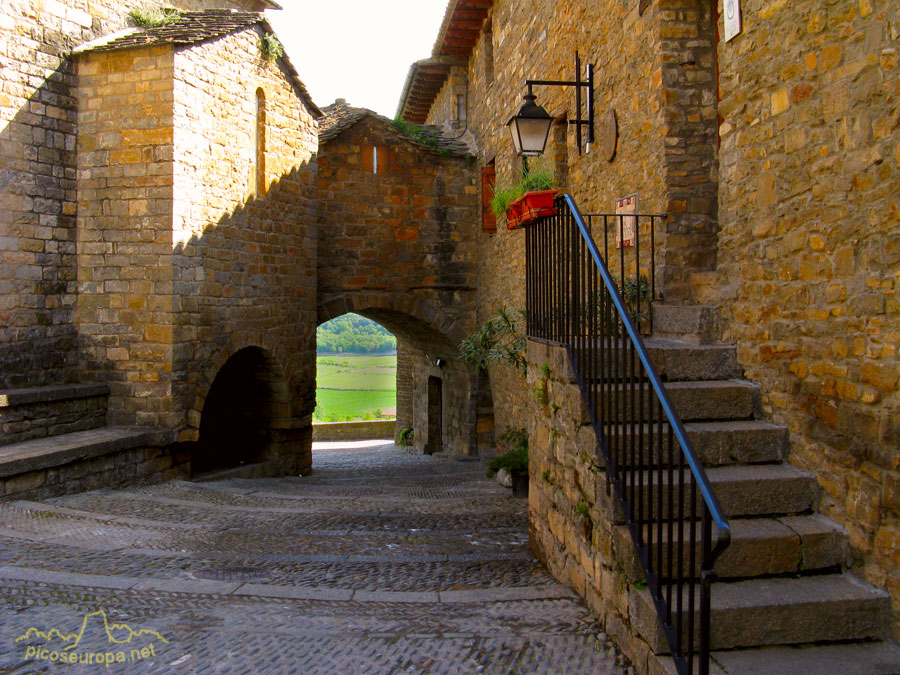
459, 307, 527, 374
260, 34, 284, 62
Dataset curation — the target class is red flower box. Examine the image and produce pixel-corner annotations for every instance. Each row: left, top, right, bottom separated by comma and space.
505, 197, 525, 229
518, 189, 558, 226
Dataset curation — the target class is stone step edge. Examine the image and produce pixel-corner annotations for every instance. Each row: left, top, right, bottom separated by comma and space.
613, 513, 848, 579
0, 426, 173, 479
0, 565, 577, 604
0, 383, 110, 408
632, 573, 890, 654
651, 641, 900, 675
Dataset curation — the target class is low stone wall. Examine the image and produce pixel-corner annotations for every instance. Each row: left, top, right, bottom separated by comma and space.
526, 338, 665, 674
0, 385, 109, 447
1, 445, 190, 501
312, 420, 397, 442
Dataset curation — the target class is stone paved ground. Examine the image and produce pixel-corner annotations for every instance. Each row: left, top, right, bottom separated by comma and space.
0, 443, 623, 673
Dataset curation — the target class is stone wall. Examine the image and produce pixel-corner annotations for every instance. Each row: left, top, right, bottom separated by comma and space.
715, 0, 900, 636
312, 420, 396, 442
316, 114, 481, 455
75, 45, 177, 427
74, 23, 319, 478
525, 338, 659, 672
422, 0, 720, 449
171, 26, 319, 439
0, 0, 285, 389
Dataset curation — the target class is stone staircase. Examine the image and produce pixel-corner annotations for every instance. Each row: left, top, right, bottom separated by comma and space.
619, 307, 900, 673
0, 384, 182, 500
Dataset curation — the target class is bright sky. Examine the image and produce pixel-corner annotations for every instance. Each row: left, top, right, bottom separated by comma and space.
266, 1, 449, 118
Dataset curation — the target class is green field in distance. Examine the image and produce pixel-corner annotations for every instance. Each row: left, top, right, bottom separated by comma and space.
314, 354, 397, 422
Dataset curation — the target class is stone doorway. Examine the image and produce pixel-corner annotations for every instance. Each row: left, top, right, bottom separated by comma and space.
425, 376, 442, 455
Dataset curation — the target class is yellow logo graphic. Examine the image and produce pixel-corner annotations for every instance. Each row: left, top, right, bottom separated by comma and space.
16, 609, 168, 666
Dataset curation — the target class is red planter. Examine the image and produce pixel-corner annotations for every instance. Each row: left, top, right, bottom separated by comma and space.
505, 197, 525, 229
518, 189, 558, 226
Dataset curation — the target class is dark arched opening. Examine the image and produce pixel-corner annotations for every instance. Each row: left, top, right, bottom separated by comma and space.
195, 347, 276, 476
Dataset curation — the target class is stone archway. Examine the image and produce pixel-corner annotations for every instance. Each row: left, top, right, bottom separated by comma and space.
194, 345, 303, 477
317, 293, 481, 457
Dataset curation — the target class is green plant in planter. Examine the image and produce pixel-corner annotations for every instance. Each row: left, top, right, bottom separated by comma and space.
459, 307, 526, 374
396, 426, 414, 448
489, 163, 555, 219
486, 427, 528, 477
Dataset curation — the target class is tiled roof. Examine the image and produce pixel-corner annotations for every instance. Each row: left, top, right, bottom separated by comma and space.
432, 0, 492, 57
318, 101, 472, 157
395, 56, 465, 124
74, 10, 264, 52
395, 0, 492, 123
73, 10, 321, 118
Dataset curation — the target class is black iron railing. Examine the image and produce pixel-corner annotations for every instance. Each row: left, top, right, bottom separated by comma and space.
582, 212, 664, 334
525, 194, 730, 675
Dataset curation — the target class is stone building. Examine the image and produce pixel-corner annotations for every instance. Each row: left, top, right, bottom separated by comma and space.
1, 0, 899, 671
397, 0, 900, 669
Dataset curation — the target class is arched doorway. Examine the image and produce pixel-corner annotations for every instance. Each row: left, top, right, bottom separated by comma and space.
195, 347, 281, 476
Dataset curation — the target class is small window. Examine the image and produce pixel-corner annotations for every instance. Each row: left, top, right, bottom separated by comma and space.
254, 88, 266, 196
481, 162, 496, 233
456, 94, 466, 123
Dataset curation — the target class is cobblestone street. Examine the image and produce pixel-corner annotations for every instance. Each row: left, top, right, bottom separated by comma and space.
0, 443, 620, 673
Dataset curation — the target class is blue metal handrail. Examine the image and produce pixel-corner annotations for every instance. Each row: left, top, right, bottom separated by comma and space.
524, 194, 731, 674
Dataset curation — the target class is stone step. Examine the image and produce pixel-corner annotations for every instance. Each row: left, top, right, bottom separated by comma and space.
598, 380, 759, 423
0, 426, 175, 500
651, 304, 719, 345
606, 420, 787, 467
708, 641, 900, 675
607, 464, 818, 523
615, 514, 847, 581
632, 573, 890, 654
575, 338, 739, 382
0, 384, 110, 447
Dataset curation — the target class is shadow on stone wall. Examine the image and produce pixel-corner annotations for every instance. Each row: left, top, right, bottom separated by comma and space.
0, 63, 79, 388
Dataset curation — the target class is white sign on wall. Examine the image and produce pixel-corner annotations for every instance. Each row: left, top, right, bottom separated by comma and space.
724, 0, 742, 41
615, 195, 637, 249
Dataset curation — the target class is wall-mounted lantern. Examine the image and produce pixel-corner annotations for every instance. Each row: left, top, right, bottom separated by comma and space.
506, 51, 594, 157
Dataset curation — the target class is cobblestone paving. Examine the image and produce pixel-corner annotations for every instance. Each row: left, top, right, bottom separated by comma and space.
0, 444, 623, 673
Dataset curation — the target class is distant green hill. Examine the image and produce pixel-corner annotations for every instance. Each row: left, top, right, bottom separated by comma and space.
317, 313, 397, 354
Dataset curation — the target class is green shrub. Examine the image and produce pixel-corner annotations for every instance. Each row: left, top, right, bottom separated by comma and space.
260, 34, 283, 62
128, 6, 180, 28
459, 307, 526, 374
397, 426, 414, 448
487, 427, 528, 477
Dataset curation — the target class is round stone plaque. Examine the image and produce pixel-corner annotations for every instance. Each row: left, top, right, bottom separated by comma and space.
601, 109, 618, 162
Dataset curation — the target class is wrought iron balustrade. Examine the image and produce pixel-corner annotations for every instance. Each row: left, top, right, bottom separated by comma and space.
581, 212, 663, 334
524, 194, 730, 675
